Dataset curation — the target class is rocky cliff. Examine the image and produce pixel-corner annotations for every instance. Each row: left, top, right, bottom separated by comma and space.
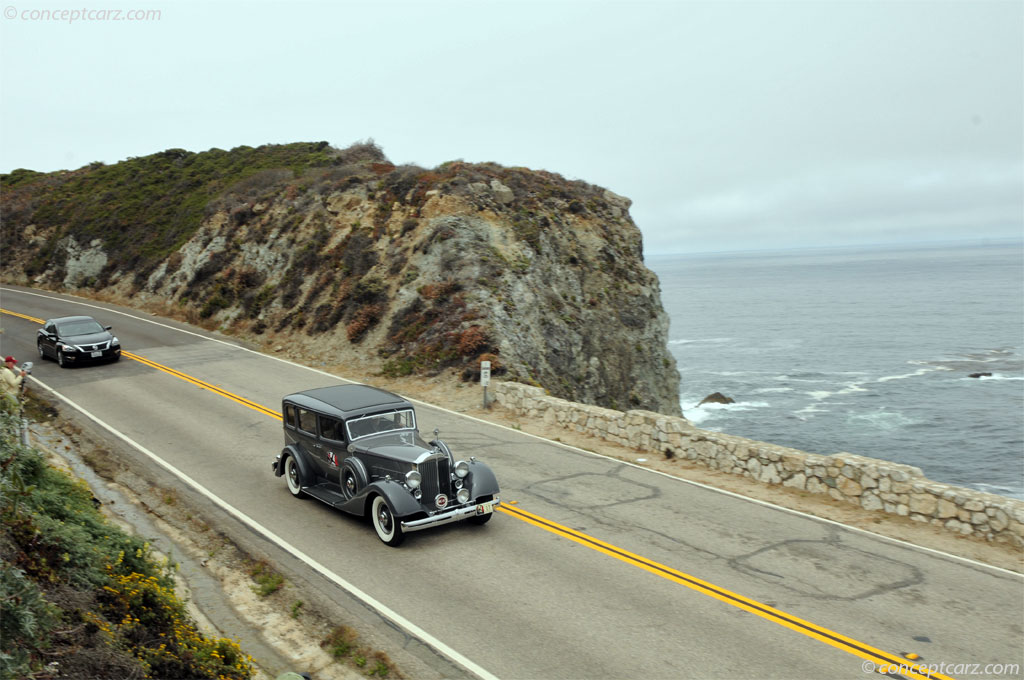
1, 141, 681, 415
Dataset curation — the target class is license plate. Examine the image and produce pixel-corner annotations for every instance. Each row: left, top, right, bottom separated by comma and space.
476, 502, 494, 515
90, 351, 102, 358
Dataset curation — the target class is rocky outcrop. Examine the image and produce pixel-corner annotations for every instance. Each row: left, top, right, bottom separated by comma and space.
698, 392, 735, 405
0, 142, 681, 415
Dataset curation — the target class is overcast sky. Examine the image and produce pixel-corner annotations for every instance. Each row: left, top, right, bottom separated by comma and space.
1, 0, 1021, 254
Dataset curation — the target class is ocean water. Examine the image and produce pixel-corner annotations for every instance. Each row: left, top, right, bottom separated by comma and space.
647, 240, 1024, 499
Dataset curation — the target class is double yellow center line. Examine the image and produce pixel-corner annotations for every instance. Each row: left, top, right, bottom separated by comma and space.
0, 306, 951, 679
500, 503, 944, 679
122, 351, 281, 421
1, 308, 280, 420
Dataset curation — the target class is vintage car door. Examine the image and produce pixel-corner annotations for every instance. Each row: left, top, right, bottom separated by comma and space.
292, 405, 330, 479
316, 414, 346, 484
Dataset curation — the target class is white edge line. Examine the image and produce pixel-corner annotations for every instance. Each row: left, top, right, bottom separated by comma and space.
6, 286, 1021, 579
27, 375, 501, 680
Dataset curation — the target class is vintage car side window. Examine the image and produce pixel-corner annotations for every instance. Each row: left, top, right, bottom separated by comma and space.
283, 404, 297, 428
297, 408, 317, 434
319, 415, 344, 442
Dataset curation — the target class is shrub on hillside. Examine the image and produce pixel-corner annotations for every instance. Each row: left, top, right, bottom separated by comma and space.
0, 401, 254, 679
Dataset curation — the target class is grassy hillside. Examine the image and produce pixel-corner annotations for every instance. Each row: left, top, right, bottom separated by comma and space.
1, 141, 379, 283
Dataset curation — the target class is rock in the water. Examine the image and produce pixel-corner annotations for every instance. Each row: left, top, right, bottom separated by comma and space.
698, 392, 735, 406
968, 372, 992, 379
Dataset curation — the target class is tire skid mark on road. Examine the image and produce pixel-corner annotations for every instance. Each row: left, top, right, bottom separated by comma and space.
498, 503, 948, 680
1, 306, 951, 680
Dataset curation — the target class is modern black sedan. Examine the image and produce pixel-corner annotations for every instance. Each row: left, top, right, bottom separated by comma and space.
37, 315, 122, 367
272, 384, 500, 546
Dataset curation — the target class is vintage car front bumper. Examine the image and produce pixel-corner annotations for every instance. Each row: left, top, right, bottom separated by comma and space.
400, 497, 500, 533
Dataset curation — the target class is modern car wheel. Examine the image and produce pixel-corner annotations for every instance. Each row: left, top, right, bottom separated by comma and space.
371, 495, 404, 547
284, 455, 306, 499
37, 341, 46, 360
57, 350, 68, 368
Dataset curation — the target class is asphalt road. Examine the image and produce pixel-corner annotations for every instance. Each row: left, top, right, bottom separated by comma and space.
2, 285, 1022, 680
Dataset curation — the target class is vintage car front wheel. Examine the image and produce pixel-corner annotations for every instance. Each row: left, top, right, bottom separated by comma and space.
284, 455, 307, 499
371, 495, 405, 547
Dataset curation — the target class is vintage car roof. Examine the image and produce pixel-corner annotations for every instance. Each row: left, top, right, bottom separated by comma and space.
283, 384, 413, 419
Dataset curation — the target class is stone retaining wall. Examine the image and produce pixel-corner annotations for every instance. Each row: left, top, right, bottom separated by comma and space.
493, 381, 1024, 547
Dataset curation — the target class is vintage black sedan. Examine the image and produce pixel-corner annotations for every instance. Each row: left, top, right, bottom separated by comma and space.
37, 315, 121, 367
271, 384, 500, 546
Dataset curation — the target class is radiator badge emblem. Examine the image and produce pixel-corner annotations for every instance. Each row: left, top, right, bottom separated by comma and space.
435, 494, 448, 509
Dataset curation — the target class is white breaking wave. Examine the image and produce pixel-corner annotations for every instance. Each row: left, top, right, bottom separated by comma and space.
847, 410, 917, 431
669, 337, 735, 346
877, 365, 953, 382
973, 483, 1024, 501
683, 400, 771, 425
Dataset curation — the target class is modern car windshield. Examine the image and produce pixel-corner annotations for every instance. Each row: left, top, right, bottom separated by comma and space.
57, 320, 104, 336
346, 409, 416, 440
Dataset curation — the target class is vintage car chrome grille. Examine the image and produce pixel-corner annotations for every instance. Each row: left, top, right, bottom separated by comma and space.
420, 457, 451, 500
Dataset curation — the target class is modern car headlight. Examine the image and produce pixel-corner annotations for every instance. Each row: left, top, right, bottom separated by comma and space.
454, 460, 469, 478
457, 488, 471, 504
405, 470, 422, 489
111, 336, 120, 346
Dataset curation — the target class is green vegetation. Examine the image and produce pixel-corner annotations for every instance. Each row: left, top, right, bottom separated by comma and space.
321, 626, 393, 677
1, 141, 366, 284
247, 560, 284, 597
0, 400, 254, 679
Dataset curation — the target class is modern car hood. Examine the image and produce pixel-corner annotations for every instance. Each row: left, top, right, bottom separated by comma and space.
351, 431, 440, 464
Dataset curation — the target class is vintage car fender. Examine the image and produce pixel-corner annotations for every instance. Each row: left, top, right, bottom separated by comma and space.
339, 457, 369, 498
467, 460, 500, 497
275, 445, 314, 486
360, 479, 424, 519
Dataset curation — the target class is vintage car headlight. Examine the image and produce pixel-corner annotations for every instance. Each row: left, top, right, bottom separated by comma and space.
405, 470, 422, 489
457, 488, 471, 504
454, 460, 469, 478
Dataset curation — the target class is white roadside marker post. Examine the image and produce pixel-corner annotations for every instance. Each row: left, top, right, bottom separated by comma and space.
480, 360, 491, 409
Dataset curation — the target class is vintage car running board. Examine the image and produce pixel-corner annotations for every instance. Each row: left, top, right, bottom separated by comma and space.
304, 484, 351, 508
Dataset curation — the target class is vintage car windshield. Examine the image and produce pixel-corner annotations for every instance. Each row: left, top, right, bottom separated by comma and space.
345, 409, 416, 441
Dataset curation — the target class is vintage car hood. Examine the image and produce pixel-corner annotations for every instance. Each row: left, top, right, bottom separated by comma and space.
350, 431, 439, 463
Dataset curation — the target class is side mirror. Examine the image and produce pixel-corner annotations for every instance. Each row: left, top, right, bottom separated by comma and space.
104, 326, 112, 331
